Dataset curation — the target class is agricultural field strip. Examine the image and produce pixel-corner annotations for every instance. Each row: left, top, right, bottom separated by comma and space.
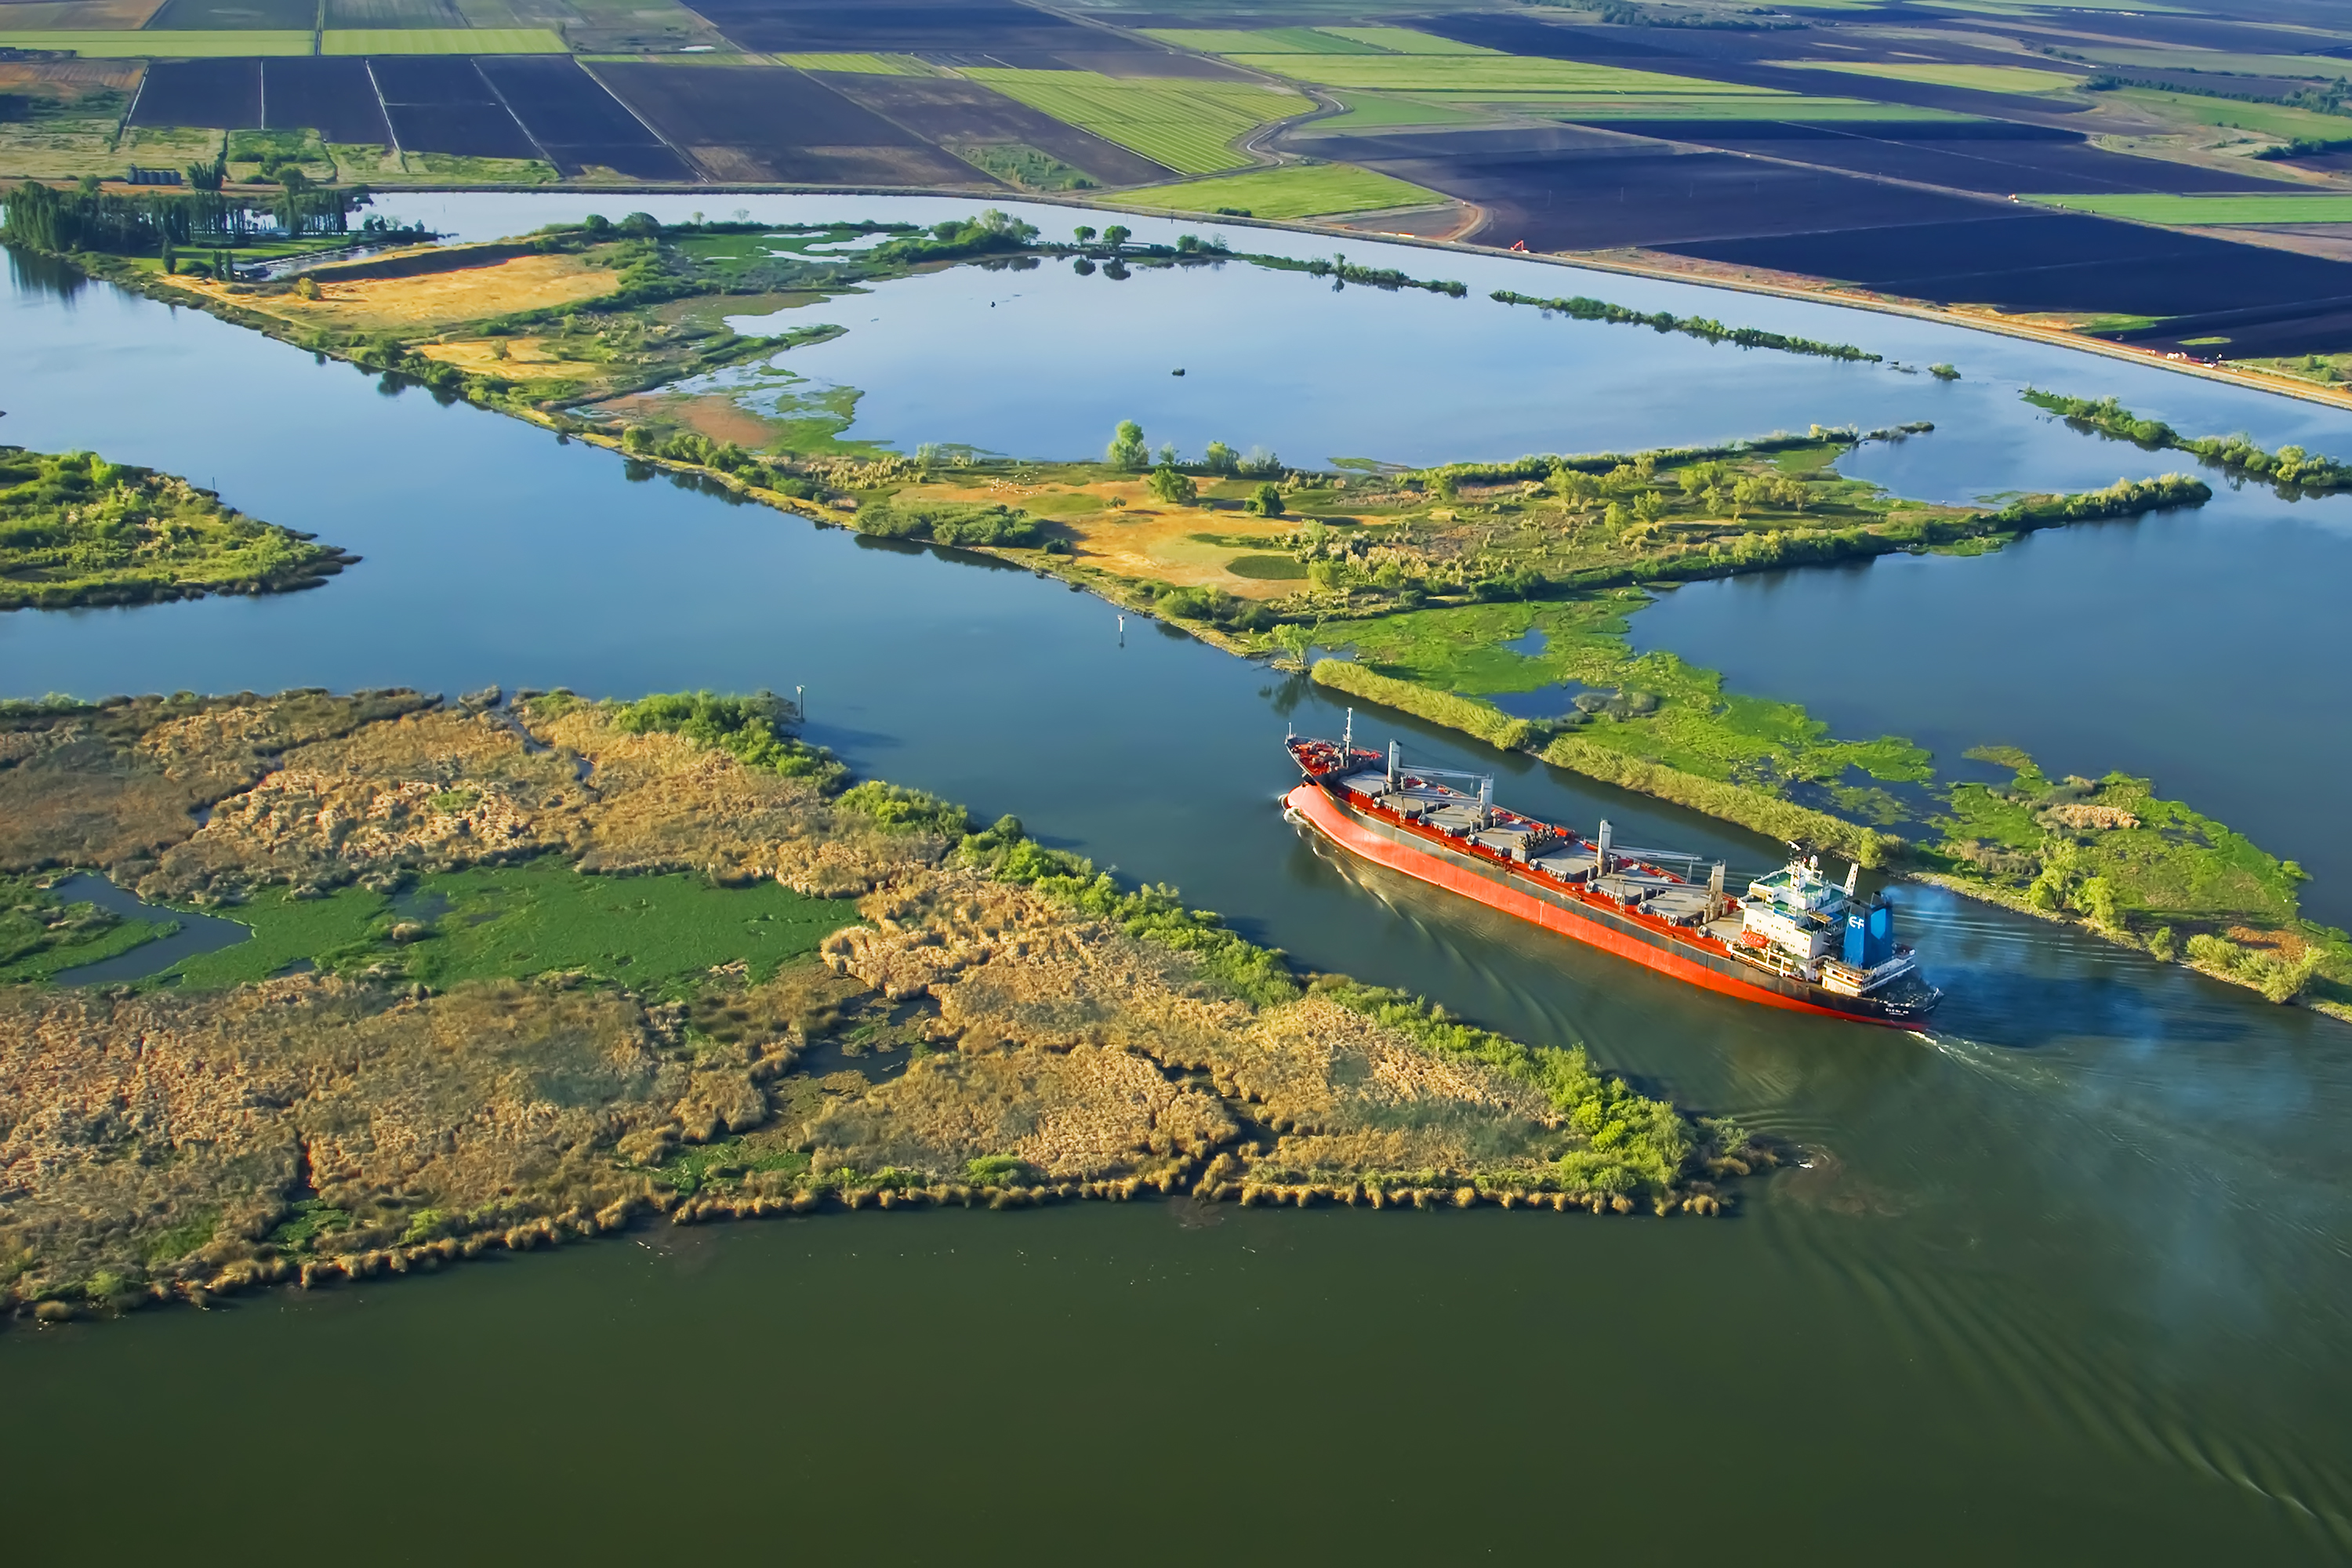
1127, 163, 1443, 220
1142, 27, 1376, 55
773, 53, 933, 76
1215, 54, 1783, 97
2106, 88, 2352, 143
2076, 47, 2352, 80
1315, 27, 1501, 56
1533, 99, 1971, 121
1768, 59, 2085, 93
2026, 192, 2352, 223
959, 69, 1306, 176
0, 29, 312, 53
321, 28, 564, 53
1141, 26, 1499, 56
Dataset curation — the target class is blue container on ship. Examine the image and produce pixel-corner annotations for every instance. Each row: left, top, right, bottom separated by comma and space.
1844, 903, 1895, 968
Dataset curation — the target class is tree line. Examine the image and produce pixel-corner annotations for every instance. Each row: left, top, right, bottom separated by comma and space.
1, 180, 377, 261
2024, 389, 2351, 491
1492, 289, 1881, 362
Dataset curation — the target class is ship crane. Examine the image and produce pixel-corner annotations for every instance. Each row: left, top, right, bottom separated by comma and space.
1383, 741, 1494, 826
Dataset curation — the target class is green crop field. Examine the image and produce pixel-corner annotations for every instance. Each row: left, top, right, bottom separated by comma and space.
1126, 162, 1443, 220
1224, 53, 1762, 97
2082, 46, 2352, 80
321, 27, 564, 51
962, 69, 1307, 175
1534, 96, 1970, 122
0, 27, 312, 53
775, 51, 932, 74
1302, 93, 1497, 132
1918, 0, 2199, 12
1312, 25, 1498, 54
2025, 192, 2352, 224
1770, 59, 2084, 94
1141, 26, 1385, 54
2108, 87, 2352, 143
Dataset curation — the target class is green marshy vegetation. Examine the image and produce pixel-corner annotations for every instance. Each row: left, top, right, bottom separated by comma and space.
948, 142, 1099, 191
1933, 750, 2347, 1007
0, 445, 356, 608
146, 860, 857, 994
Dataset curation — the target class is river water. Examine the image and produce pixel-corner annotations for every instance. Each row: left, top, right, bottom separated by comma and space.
5, 205, 2352, 1561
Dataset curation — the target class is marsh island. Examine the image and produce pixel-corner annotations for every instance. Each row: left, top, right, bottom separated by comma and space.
1, 446, 354, 609
0, 686, 1763, 1323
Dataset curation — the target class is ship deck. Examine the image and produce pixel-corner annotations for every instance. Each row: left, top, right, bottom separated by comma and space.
1286, 737, 1935, 1028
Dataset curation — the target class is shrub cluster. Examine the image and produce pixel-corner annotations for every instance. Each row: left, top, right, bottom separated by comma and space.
1152, 583, 1276, 634
609, 689, 847, 789
2185, 933, 2319, 1004
855, 499, 1044, 548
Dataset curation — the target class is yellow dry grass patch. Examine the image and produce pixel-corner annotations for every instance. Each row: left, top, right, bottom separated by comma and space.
0, 58, 143, 94
910, 477, 1298, 597
414, 337, 608, 383
196, 253, 620, 333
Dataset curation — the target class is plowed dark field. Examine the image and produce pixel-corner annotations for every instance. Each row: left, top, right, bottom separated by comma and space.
1323, 128, 2006, 251
325, 0, 465, 24
2109, 299, 2352, 358
145, 0, 317, 27
688, 0, 1125, 54
368, 60, 536, 160
1662, 212, 2352, 320
819, 72, 1172, 184
476, 56, 694, 181
129, 59, 260, 129
1055, 52, 1258, 81
385, 101, 539, 161
261, 58, 393, 146
1606, 121, 2285, 197
368, 56, 499, 107
591, 61, 972, 185
1410, 12, 2103, 122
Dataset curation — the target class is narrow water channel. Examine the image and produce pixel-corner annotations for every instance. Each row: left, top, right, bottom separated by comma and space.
4, 209, 2351, 1562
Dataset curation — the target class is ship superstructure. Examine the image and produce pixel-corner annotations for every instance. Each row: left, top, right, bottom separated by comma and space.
1283, 718, 1938, 1026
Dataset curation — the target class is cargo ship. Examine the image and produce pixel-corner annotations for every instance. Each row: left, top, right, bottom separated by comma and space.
1283, 719, 1940, 1027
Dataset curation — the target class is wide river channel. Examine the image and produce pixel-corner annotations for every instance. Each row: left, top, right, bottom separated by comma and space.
5, 197, 2352, 1561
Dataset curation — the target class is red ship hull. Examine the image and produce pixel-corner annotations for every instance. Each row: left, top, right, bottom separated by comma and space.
1281, 739, 1937, 1028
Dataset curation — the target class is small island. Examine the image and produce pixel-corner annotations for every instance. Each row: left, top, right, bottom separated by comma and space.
0, 687, 1764, 1324
1, 446, 354, 609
